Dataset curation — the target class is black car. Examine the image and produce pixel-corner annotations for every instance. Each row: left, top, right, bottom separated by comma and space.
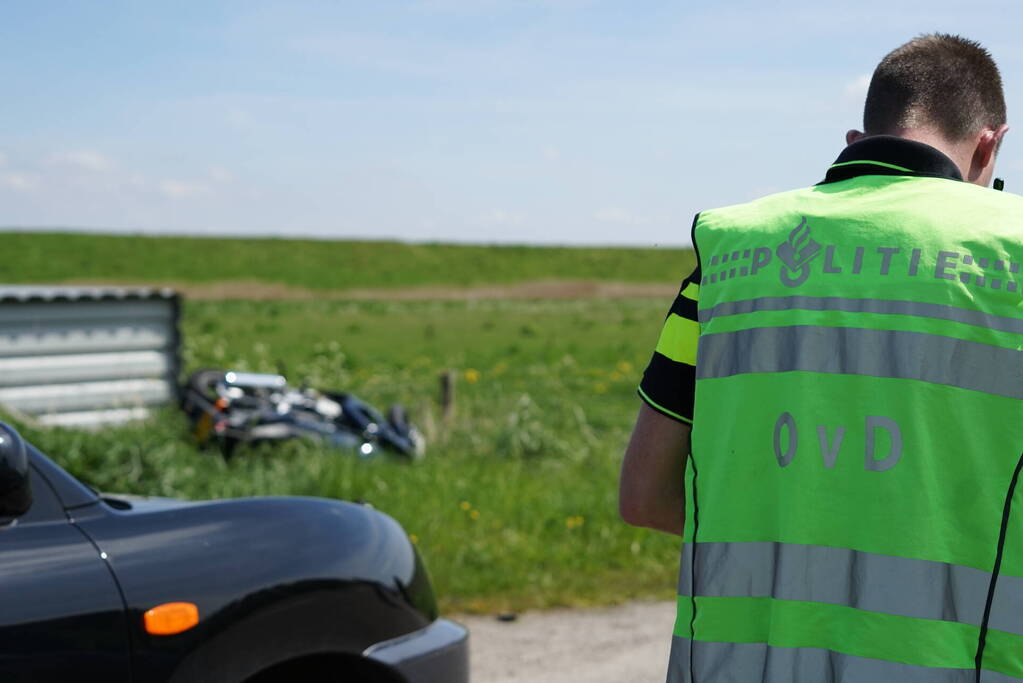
0, 423, 468, 682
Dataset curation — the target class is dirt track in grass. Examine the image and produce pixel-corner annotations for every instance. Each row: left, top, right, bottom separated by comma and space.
67, 278, 678, 300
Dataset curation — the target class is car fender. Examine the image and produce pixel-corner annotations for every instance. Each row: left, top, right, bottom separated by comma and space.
73, 496, 433, 682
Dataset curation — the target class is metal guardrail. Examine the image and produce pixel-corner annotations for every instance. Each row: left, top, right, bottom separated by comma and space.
0, 286, 181, 427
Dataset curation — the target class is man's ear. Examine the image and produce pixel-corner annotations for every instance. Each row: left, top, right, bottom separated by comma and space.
968, 124, 1009, 184
977, 124, 1010, 168
846, 129, 864, 146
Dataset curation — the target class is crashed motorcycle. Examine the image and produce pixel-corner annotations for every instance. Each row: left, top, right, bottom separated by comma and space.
181, 368, 425, 460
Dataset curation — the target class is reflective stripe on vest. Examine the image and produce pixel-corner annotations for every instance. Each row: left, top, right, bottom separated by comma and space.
666, 637, 1023, 683
698, 295, 1023, 334
677, 542, 1023, 634
697, 325, 1023, 399
670, 543, 1023, 681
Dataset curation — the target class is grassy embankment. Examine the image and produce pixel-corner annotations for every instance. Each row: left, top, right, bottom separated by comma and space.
5, 232, 696, 613
4, 231, 694, 291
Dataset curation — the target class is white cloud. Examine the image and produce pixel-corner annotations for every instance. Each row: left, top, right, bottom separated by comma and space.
843, 74, 871, 100
208, 166, 234, 183
747, 186, 782, 201
159, 180, 210, 199
479, 209, 523, 227
593, 207, 646, 225
225, 107, 258, 131
542, 146, 561, 161
1, 173, 40, 191
0, 151, 7, 168
415, 0, 595, 9
51, 149, 113, 172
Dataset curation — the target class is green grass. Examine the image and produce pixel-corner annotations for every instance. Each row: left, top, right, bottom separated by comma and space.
11, 296, 684, 613
3, 231, 695, 291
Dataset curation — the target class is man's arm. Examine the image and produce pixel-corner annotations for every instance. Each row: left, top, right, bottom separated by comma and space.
618, 402, 691, 536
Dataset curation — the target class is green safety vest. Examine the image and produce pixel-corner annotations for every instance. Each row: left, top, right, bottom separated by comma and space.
671, 166, 1023, 681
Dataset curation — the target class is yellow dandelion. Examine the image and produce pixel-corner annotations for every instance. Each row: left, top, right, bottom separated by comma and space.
594, 382, 609, 394
464, 368, 481, 383
410, 534, 419, 544
470, 509, 481, 520
617, 360, 634, 373
460, 500, 472, 511
610, 371, 623, 382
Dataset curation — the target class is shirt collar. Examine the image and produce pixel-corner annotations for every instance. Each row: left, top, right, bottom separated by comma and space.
821, 135, 963, 184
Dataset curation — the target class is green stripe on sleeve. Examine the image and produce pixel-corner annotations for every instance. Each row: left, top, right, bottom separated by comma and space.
681, 282, 700, 301
638, 386, 693, 424
655, 313, 699, 365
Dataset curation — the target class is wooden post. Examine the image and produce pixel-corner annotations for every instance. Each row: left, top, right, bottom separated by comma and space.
440, 370, 456, 423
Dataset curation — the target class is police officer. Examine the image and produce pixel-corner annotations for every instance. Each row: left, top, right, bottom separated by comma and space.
619, 34, 1023, 682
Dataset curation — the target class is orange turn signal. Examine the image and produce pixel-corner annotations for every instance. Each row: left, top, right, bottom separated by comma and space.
214, 397, 230, 410
144, 602, 199, 635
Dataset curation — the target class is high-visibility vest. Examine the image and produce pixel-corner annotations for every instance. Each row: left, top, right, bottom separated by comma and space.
670, 172, 1023, 682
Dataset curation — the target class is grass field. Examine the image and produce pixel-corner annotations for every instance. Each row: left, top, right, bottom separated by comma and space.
5, 233, 697, 614
4, 231, 695, 291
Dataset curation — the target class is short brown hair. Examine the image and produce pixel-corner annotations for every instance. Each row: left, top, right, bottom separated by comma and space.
864, 34, 1006, 141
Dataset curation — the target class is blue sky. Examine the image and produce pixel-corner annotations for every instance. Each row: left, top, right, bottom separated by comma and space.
3, 1, 1023, 246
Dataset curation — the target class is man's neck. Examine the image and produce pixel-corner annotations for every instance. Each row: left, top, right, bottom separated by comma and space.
882, 127, 972, 180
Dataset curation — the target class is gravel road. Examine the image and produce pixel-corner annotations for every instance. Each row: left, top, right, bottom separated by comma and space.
459, 600, 675, 683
